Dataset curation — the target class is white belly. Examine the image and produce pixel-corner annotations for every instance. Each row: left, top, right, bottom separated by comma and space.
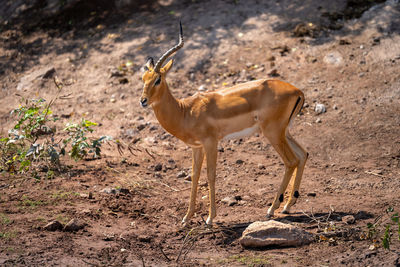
223, 125, 259, 140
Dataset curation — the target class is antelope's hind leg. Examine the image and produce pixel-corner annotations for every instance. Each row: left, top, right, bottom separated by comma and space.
282, 133, 308, 214
261, 124, 300, 218
182, 147, 204, 225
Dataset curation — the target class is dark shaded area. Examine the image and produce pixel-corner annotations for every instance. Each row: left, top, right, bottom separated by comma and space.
214, 210, 374, 246
0, 0, 398, 78
1, 0, 158, 34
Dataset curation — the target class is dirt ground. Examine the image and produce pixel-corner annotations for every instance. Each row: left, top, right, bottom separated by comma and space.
1, 0, 400, 266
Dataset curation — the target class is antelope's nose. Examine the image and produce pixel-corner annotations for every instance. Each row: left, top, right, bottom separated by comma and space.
140, 98, 148, 108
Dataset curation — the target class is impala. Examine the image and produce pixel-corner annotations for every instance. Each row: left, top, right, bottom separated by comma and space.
139, 22, 308, 225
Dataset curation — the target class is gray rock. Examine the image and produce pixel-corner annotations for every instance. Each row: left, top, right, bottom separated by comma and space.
240, 220, 314, 248
100, 187, 117, 194
323, 52, 343, 65
17, 66, 56, 90
63, 218, 85, 232
44, 220, 63, 231
177, 170, 188, 178
221, 196, 238, 206
314, 103, 326, 114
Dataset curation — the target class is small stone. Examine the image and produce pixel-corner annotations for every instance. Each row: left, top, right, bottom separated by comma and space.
119, 78, 129, 84
258, 164, 266, 170
63, 218, 85, 232
359, 72, 365, 78
103, 233, 115, 241
307, 192, 317, 197
333, 104, 338, 110
44, 220, 63, 231
268, 69, 280, 77
100, 188, 117, 194
110, 69, 124, 77
323, 52, 343, 65
177, 171, 188, 178
315, 118, 322, 123
221, 196, 238, 206
198, 84, 206, 91
137, 124, 146, 131
154, 163, 163, 172
236, 159, 244, 164
342, 215, 356, 224
314, 103, 326, 114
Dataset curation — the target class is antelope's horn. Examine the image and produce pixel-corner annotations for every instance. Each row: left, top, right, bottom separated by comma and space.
154, 21, 184, 73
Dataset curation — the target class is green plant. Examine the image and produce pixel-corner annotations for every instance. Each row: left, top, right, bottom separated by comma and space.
218, 255, 271, 267
1, 91, 114, 178
0, 98, 58, 174
20, 195, 47, 207
0, 213, 12, 225
63, 119, 111, 161
364, 207, 400, 250
0, 230, 18, 240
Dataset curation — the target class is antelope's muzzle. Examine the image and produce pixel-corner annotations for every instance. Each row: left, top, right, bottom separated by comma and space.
140, 98, 148, 108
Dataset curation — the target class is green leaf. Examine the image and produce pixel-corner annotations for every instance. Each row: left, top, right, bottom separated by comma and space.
382, 225, 391, 249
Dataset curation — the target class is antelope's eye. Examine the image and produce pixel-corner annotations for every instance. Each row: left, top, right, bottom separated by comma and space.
155, 76, 161, 86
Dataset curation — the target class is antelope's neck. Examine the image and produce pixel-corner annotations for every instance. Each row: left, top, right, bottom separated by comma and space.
151, 85, 185, 138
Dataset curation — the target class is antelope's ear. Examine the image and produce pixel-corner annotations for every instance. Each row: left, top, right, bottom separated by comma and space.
161, 59, 174, 74
145, 57, 154, 71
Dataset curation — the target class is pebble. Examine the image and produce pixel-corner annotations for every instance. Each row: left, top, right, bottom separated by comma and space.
258, 164, 266, 170
100, 187, 117, 194
63, 218, 85, 232
236, 159, 244, 164
221, 196, 238, 206
314, 103, 326, 114
198, 85, 206, 91
268, 69, 280, 77
315, 118, 322, 123
154, 163, 163, 172
177, 170, 188, 178
44, 220, 63, 231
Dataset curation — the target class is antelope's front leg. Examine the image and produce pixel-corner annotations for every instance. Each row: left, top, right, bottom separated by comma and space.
203, 139, 218, 225
182, 147, 204, 224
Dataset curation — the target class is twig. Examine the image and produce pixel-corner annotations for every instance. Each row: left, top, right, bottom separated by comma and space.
159, 245, 171, 262
176, 228, 193, 262
365, 170, 385, 178
144, 148, 156, 160
59, 93, 73, 99
141, 257, 145, 267
156, 181, 180, 192
82, 259, 99, 267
